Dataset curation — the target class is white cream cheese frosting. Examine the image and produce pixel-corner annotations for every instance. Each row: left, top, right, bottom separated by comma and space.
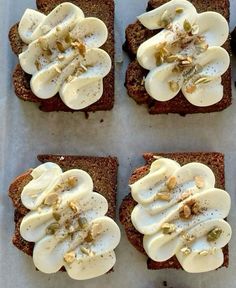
137, 0, 230, 107
130, 157, 232, 273
18, 3, 111, 110
20, 162, 121, 280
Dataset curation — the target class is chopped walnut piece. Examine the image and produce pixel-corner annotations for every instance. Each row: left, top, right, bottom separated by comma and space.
166, 176, 177, 190
183, 204, 192, 219
181, 232, 196, 242
80, 246, 94, 256
168, 80, 179, 92
180, 246, 191, 255
44, 193, 59, 206
56, 40, 65, 52
194, 176, 204, 188
64, 251, 76, 263
54, 66, 62, 74
161, 223, 176, 234
179, 190, 192, 201
185, 84, 196, 94
34, 60, 41, 70
66, 177, 77, 188
199, 250, 209, 256
179, 200, 201, 219
84, 231, 94, 243
91, 222, 103, 239
68, 201, 78, 213
154, 192, 171, 201
58, 54, 65, 60
72, 41, 86, 57
155, 51, 164, 66
53, 212, 61, 221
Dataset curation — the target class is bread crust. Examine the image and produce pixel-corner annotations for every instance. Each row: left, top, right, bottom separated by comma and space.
124, 0, 232, 115
119, 152, 229, 270
9, 0, 114, 112
9, 155, 118, 257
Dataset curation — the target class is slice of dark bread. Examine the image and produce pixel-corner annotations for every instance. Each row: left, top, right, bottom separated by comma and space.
124, 0, 232, 115
9, 0, 114, 112
119, 152, 229, 270
9, 154, 118, 257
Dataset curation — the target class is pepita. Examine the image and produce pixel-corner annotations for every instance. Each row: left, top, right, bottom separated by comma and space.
207, 228, 222, 242
64, 251, 76, 263
180, 246, 191, 255
161, 223, 176, 234
46, 222, 60, 235
175, 7, 184, 14
183, 19, 192, 32
168, 80, 179, 93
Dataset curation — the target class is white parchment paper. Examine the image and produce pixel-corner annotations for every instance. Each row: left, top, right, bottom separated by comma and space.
1, 0, 236, 287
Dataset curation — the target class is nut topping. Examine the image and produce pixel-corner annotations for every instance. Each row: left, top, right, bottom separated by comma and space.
53, 211, 61, 221
46, 222, 60, 235
66, 176, 77, 188
64, 251, 76, 263
175, 7, 184, 14
78, 217, 88, 229
80, 246, 94, 256
179, 190, 192, 201
180, 246, 191, 255
155, 51, 164, 66
194, 176, 204, 188
91, 222, 103, 239
71, 41, 86, 57
160, 10, 172, 27
34, 60, 41, 70
154, 192, 171, 201
168, 80, 179, 92
56, 40, 65, 52
199, 250, 209, 256
207, 228, 222, 242
84, 231, 94, 243
185, 84, 196, 94
68, 201, 78, 213
179, 200, 201, 219
183, 19, 192, 32
181, 232, 196, 242
44, 193, 59, 206
166, 176, 177, 190
194, 77, 212, 85
161, 223, 176, 234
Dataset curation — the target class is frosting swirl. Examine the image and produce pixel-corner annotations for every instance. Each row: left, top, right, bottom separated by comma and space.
137, 0, 230, 107
130, 157, 232, 273
20, 162, 120, 280
18, 3, 111, 110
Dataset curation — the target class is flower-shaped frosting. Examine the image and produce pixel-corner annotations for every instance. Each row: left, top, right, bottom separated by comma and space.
20, 163, 120, 280
137, 0, 230, 107
18, 2, 111, 109
130, 157, 232, 273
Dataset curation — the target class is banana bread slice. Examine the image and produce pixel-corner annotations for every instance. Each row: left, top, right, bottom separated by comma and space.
124, 0, 232, 115
9, 154, 118, 256
9, 0, 114, 112
119, 152, 229, 270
